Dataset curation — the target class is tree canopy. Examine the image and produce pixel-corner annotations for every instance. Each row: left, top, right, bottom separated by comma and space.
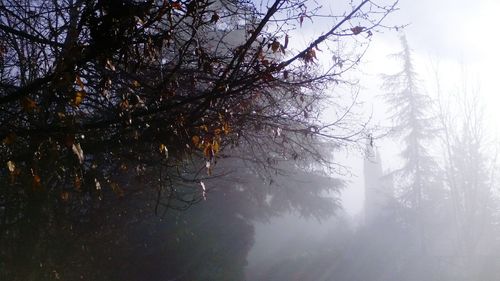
0, 0, 398, 212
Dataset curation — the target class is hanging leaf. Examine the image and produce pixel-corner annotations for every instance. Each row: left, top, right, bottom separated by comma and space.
223, 122, 230, 134
21, 97, 37, 112
171, 2, 182, 9
73, 91, 86, 106
200, 181, 207, 200
271, 40, 280, 53
7, 160, 15, 173
203, 144, 212, 158
283, 70, 289, 79
7, 160, 19, 183
284, 34, 289, 49
60, 191, 70, 202
3, 132, 16, 145
32, 174, 42, 189
351, 26, 364, 35
213, 140, 220, 154
210, 12, 220, 23
106, 59, 116, 71
64, 134, 75, 148
72, 143, 84, 164
159, 143, 169, 159
75, 75, 85, 90
205, 161, 212, 176
110, 182, 125, 198
95, 178, 101, 191
74, 175, 82, 191
192, 135, 200, 147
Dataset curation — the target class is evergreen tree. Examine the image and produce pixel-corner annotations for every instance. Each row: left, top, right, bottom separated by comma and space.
382, 34, 439, 251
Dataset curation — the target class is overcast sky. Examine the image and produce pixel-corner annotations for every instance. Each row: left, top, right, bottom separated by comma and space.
339, 0, 500, 215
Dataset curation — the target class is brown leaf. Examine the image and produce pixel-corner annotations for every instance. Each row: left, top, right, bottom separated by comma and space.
283, 70, 289, 79
120, 99, 130, 110
72, 143, 84, 164
21, 97, 37, 112
75, 75, 85, 91
106, 59, 116, 71
73, 91, 86, 106
192, 135, 200, 147
6, 161, 15, 173
60, 191, 70, 202
74, 175, 82, 191
3, 132, 16, 145
351, 26, 364, 35
32, 174, 42, 189
284, 34, 289, 49
223, 122, 230, 135
171, 2, 182, 9
210, 12, 220, 23
271, 40, 280, 53
159, 143, 168, 159
203, 144, 212, 158
110, 182, 125, 198
213, 140, 220, 154
64, 134, 75, 148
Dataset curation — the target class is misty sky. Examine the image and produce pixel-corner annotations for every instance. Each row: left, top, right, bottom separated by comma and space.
336, 0, 500, 215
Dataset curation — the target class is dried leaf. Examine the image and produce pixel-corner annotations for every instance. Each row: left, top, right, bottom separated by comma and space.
210, 12, 219, 23
64, 134, 75, 148
72, 143, 84, 164
213, 141, 220, 154
106, 59, 116, 71
95, 178, 101, 190
21, 97, 37, 112
200, 181, 207, 200
110, 182, 125, 198
74, 175, 82, 191
203, 144, 212, 158
60, 191, 70, 202
120, 99, 130, 110
271, 40, 280, 53
75, 75, 85, 90
73, 91, 86, 106
32, 174, 42, 189
3, 132, 16, 145
159, 143, 168, 159
192, 135, 200, 147
223, 122, 230, 135
284, 34, 289, 49
171, 2, 182, 9
351, 26, 364, 35
7, 160, 15, 172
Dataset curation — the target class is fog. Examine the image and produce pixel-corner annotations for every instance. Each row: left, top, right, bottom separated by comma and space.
245, 1, 500, 280
2, 0, 500, 280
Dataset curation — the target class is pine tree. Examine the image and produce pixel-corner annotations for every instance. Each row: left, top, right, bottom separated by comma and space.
382, 34, 438, 252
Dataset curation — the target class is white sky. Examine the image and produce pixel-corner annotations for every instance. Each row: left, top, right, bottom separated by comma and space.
339, 0, 500, 215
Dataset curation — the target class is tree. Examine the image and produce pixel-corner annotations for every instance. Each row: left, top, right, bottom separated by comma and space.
0, 2, 400, 277
0, 0, 398, 213
0, 139, 343, 280
382, 34, 439, 252
435, 75, 500, 280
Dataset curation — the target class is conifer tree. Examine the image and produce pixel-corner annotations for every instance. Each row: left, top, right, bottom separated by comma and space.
382, 34, 438, 251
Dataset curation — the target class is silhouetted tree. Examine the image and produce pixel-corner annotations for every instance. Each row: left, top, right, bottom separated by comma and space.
382, 34, 440, 253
